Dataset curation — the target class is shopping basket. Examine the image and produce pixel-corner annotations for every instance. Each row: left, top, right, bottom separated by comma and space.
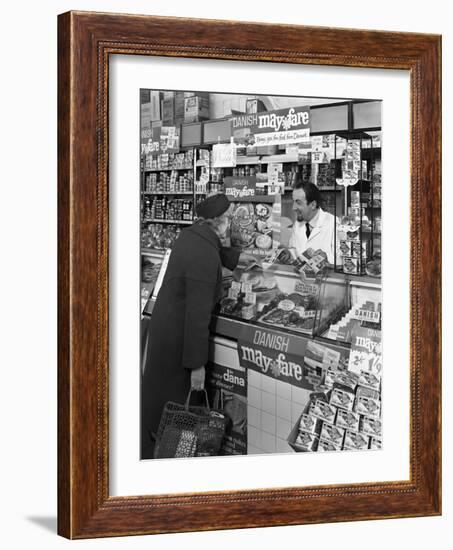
154, 389, 228, 459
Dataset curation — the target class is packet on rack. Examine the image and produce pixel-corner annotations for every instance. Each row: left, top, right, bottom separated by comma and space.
358, 370, 381, 391
318, 438, 342, 452
335, 409, 361, 432
330, 388, 355, 411
309, 399, 337, 424
360, 416, 382, 438
320, 423, 345, 447
354, 395, 381, 418
343, 430, 370, 451
298, 413, 322, 435
294, 431, 319, 452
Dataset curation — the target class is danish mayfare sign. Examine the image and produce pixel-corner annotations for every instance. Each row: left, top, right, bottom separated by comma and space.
238, 324, 319, 390
231, 106, 311, 146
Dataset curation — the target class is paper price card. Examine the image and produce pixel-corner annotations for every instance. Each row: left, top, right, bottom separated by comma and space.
245, 292, 256, 305
228, 287, 240, 300
231, 281, 242, 291
241, 282, 253, 294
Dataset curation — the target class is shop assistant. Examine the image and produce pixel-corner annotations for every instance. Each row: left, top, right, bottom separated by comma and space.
289, 181, 336, 263
141, 194, 252, 459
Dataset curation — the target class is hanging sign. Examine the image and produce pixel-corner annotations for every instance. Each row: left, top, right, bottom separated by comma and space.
212, 143, 237, 167
311, 134, 336, 164
231, 106, 311, 146
224, 176, 256, 199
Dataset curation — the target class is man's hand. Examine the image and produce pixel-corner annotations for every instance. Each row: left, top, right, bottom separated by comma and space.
191, 365, 206, 390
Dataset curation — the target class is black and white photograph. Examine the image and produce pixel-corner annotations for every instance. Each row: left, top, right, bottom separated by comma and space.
140, 90, 382, 460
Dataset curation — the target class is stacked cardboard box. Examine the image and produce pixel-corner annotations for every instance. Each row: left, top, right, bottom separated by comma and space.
141, 102, 152, 130
184, 92, 210, 122
174, 91, 185, 126
288, 365, 382, 452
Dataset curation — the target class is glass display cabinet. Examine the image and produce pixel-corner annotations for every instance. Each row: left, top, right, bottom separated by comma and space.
333, 131, 380, 276
218, 261, 350, 340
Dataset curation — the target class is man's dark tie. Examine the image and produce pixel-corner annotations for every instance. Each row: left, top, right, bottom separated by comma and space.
305, 222, 311, 239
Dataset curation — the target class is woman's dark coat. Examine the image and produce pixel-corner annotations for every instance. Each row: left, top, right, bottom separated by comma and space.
141, 221, 239, 458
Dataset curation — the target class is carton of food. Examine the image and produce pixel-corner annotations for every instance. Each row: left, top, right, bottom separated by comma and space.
355, 385, 380, 401
358, 370, 381, 391
351, 241, 369, 259
330, 388, 355, 411
317, 438, 342, 452
241, 304, 256, 320
343, 430, 370, 451
354, 395, 381, 418
320, 423, 345, 447
298, 414, 322, 435
309, 399, 337, 424
336, 409, 360, 432
324, 368, 336, 388
370, 437, 382, 450
294, 431, 319, 452
340, 240, 352, 256
360, 415, 382, 437
333, 370, 359, 391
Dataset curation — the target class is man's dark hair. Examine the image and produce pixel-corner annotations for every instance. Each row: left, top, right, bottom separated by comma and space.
293, 177, 322, 209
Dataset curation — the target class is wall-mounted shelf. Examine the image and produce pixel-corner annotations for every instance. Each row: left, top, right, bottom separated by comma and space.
143, 218, 193, 225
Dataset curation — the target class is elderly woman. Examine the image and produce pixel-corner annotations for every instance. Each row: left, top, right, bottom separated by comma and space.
141, 194, 248, 459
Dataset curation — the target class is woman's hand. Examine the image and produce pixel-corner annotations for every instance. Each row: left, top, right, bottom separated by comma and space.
191, 365, 206, 390
239, 252, 262, 267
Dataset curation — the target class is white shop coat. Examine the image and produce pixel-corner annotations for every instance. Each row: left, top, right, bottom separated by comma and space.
289, 208, 337, 263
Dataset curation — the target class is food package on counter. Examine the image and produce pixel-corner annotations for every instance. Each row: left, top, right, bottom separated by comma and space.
320, 423, 345, 447
238, 271, 279, 302
355, 385, 380, 401
335, 409, 361, 432
369, 437, 382, 450
298, 414, 322, 435
360, 416, 382, 438
343, 256, 361, 274
343, 430, 370, 451
257, 290, 317, 334
330, 388, 355, 411
241, 303, 257, 320
317, 438, 342, 452
333, 370, 360, 392
358, 370, 381, 391
294, 248, 329, 275
294, 431, 319, 452
219, 297, 243, 317
354, 395, 381, 418
309, 399, 337, 424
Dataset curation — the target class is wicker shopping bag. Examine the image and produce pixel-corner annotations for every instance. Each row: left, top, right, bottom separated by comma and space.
154, 389, 228, 459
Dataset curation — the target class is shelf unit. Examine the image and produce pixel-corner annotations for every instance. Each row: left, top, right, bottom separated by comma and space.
332, 131, 381, 275
143, 218, 193, 225
140, 112, 381, 261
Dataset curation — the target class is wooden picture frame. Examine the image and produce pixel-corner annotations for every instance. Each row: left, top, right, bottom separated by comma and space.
57, 11, 441, 539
